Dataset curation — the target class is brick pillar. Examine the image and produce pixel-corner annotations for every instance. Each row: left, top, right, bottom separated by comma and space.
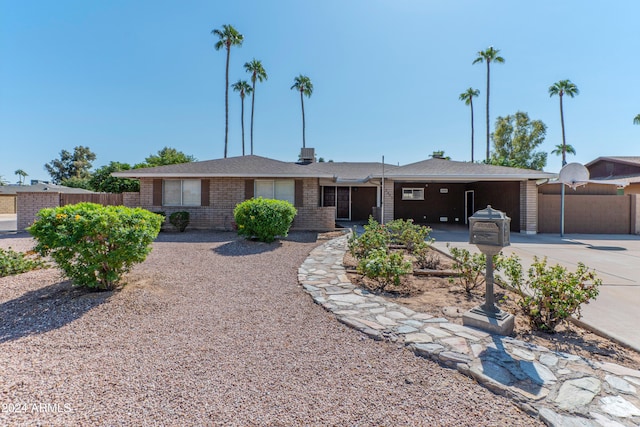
519, 180, 538, 234
17, 192, 61, 230
382, 178, 394, 224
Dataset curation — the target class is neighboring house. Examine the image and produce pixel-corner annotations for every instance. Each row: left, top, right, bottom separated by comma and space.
113, 151, 555, 233
0, 183, 93, 214
586, 156, 640, 195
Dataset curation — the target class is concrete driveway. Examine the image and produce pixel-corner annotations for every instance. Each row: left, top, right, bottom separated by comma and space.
429, 225, 640, 353
0, 214, 17, 233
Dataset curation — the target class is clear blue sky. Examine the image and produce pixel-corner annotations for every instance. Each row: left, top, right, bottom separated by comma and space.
2, 0, 639, 182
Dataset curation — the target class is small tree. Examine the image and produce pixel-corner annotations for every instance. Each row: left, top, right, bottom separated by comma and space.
29, 203, 162, 290
89, 161, 140, 193
136, 147, 196, 168
44, 146, 96, 184
489, 111, 547, 170
234, 198, 297, 243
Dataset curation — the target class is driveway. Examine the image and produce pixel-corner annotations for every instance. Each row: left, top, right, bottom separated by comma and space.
429, 225, 640, 353
0, 214, 17, 233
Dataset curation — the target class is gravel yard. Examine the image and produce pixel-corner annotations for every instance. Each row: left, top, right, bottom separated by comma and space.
0, 231, 541, 426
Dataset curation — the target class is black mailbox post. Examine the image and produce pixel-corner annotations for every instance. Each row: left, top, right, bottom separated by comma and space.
463, 206, 514, 334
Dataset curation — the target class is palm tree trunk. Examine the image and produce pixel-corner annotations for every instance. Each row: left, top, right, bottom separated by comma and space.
241, 95, 245, 156
559, 95, 567, 166
485, 61, 490, 162
250, 78, 256, 155
300, 90, 306, 148
224, 46, 230, 158
470, 97, 475, 163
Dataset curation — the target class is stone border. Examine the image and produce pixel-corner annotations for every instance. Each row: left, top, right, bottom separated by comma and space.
298, 235, 640, 426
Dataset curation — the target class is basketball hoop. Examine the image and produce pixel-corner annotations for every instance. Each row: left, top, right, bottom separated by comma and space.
558, 163, 590, 190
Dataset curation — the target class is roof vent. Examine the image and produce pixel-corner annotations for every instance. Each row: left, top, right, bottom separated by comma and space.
299, 147, 315, 164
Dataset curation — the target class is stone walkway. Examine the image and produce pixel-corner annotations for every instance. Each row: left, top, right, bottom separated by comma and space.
298, 235, 640, 427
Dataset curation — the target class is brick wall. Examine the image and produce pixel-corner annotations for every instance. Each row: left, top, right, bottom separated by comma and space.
538, 194, 634, 234
122, 192, 140, 207
137, 177, 334, 231
0, 195, 16, 214
17, 192, 61, 230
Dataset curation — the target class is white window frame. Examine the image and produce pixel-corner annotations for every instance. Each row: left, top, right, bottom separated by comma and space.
254, 179, 295, 204
402, 187, 424, 200
163, 179, 201, 206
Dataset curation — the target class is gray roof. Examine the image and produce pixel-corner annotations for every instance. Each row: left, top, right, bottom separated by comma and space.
113, 155, 335, 179
307, 162, 399, 181
0, 183, 94, 195
386, 158, 556, 181
112, 154, 555, 182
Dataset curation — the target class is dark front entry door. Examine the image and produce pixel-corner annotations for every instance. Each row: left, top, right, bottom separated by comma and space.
337, 187, 350, 219
351, 187, 377, 221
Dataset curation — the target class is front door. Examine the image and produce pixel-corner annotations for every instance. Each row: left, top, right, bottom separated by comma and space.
337, 187, 350, 219
465, 190, 475, 224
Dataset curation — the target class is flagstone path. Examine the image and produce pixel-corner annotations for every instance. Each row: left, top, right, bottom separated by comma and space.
299, 235, 640, 427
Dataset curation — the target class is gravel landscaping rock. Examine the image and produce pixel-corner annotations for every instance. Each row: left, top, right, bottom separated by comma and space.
0, 231, 539, 426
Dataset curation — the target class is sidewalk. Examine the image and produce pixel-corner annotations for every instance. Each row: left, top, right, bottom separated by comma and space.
429, 225, 640, 353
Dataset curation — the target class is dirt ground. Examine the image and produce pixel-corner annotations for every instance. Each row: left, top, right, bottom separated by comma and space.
343, 248, 640, 370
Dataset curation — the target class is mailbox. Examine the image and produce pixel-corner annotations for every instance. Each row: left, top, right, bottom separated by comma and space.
469, 205, 510, 249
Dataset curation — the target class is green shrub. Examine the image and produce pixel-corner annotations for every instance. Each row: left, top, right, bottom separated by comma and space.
500, 255, 602, 332
348, 216, 389, 259
357, 248, 412, 288
169, 211, 189, 232
0, 247, 47, 277
385, 219, 433, 253
413, 241, 440, 270
233, 198, 297, 243
447, 245, 490, 293
152, 211, 167, 231
28, 203, 162, 290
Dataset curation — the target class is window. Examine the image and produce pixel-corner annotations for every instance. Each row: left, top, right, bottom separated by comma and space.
255, 180, 295, 204
163, 179, 201, 206
402, 188, 424, 200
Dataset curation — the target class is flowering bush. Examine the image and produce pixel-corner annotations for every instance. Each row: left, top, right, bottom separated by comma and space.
348, 216, 389, 259
500, 254, 602, 332
233, 198, 297, 243
447, 245, 489, 293
385, 218, 433, 253
28, 203, 162, 290
357, 248, 412, 288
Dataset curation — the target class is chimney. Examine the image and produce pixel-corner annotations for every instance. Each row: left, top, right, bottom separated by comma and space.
299, 147, 315, 164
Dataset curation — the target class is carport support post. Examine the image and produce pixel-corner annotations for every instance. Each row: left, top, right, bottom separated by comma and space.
560, 184, 565, 237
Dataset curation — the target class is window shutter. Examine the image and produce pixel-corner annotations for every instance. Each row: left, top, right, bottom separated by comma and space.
294, 180, 303, 207
153, 179, 163, 206
245, 179, 254, 199
201, 179, 210, 206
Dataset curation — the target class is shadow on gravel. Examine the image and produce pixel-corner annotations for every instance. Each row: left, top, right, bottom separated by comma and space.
213, 232, 318, 256
0, 281, 111, 343
213, 240, 282, 256
154, 230, 238, 243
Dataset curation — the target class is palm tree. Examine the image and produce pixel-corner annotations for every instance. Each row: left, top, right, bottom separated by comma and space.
634, 114, 640, 125
548, 79, 579, 166
14, 169, 28, 185
244, 59, 268, 155
212, 24, 244, 158
459, 88, 480, 162
291, 75, 313, 148
473, 47, 505, 161
231, 80, 253, 156
551, 143, 576, 159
